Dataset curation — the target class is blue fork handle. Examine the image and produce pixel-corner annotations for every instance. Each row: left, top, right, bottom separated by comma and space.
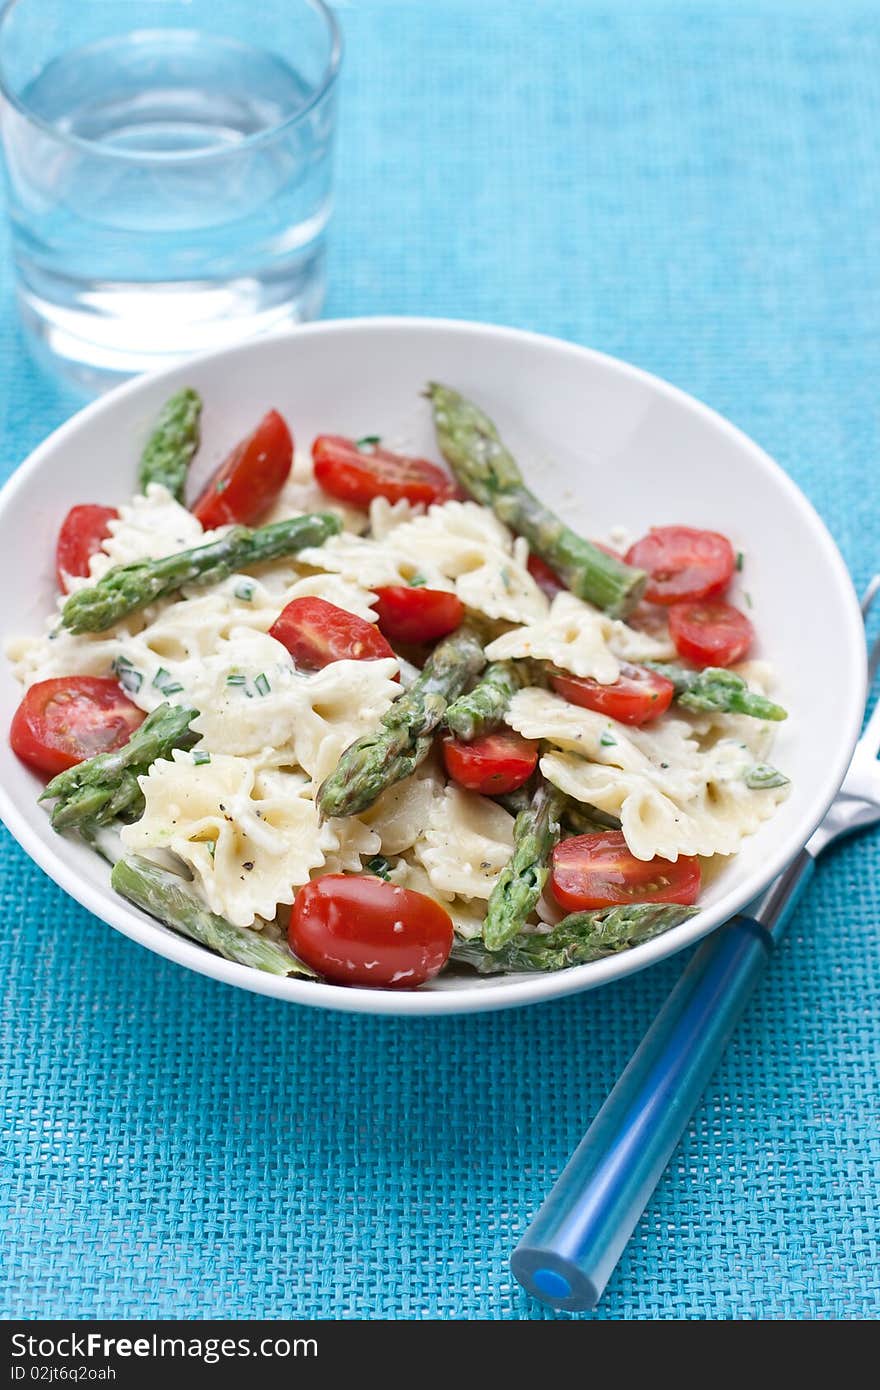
511, 850, 815, 1312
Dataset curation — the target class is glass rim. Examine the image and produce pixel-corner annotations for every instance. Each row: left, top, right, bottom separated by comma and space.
0, 0, 342, 163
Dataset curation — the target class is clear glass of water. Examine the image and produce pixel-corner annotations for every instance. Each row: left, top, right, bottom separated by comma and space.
0, 0, 341, 390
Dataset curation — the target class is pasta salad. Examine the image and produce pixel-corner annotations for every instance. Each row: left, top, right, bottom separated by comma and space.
6, 385, 790, 989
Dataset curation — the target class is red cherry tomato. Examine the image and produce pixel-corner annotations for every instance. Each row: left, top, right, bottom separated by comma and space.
10, 676, 145, 776
290, 873, 453, 989
550, 831, 701, 912
192, 409, 293, 528
269, 596, 396, 672
550, 663, 675, 726
527, 553, 566, 599
442, 730, 539, 795
373, 586, 464, 644
625, 526, 735, 605
312, 436, 455, 507
56, 504, 118, 592
668, 599, 754, 667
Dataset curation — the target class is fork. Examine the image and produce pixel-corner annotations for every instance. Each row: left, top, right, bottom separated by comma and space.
511, 577, 880, 1312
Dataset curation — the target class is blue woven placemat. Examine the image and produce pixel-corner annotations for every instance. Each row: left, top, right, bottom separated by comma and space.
1, 0, 878, 1320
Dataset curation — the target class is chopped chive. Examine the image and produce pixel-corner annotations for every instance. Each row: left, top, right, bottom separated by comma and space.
600, 732, 616, 747
112, 657, 143, 694
365, 854, 393, 881
736, 551, 744, 571
160, 682, 183, 695
192, 750, 212, 766
744, 591, 753, 609
745, 763, 789, 790
356, 435, 381, 449
226, 674, 247, 687
152, 666, 171, 688
235, 580, 255, 601
254, 673, 271, 697
408, 574, 427, 588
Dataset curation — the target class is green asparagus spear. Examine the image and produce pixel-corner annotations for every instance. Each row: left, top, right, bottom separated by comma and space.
41, 702, 199, 831
427, 383, 646, 618
452, 903, 698, 974
61, 511, 341, 634
111, 855, 317, 978
444, 660, 529, 740
138, 388, 202, 502
317, 625, 486, 818
483, 781, 566, 950
644, 661, 787, 720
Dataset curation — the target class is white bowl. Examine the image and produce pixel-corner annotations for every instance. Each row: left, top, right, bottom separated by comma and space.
0, 319, 865, 1015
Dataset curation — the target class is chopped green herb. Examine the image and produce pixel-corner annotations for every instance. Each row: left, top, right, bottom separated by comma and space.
365, 855, 393, 881
112, 657, 143, 695
356, 435, 381, 449
744, 763, 790, 790
234, 580, 255, 601
744, 591, 753, 609
192, 750, 211, 766
254, 673, 271, 697
600, 732, 616, 747
215, 478, 229, 494
152, 667, 183, 697
226, 674, 247, 687
736, 551, 744, 572
408, 574, 427, 588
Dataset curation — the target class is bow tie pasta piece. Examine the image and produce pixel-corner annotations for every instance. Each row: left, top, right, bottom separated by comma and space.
318, 813, 382, 873
541, 745, 788, 862
6, 623, 143, 689
414, 786, 515, 899
508, 688, 790, 862
120, 752, 325, 926
190, 653, 400, 781
298, 530, 447, 590
383, 500, 547, 624
358, 765, 444, 855
84, 483, 212, 587
505, 686, 694, 772
486, 591, 669, 682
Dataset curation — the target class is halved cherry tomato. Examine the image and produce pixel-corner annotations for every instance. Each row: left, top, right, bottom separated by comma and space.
56, 504, 118, 592
312, 436, 455, 507
550, 831, 701, 911
625, 526, 735, 605
527, 553, 566, 599
268, 596, 396, 672
290, 873, 453, 989
442, 730, 539, 795
373, 586, 463, 644
668, 599, 753, 667
10, 676, 145, 776
192, 409, 293, 528
550, 663, 675, 726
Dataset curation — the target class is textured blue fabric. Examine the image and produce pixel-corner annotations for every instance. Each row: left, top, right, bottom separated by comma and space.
1, 0, 879, 1321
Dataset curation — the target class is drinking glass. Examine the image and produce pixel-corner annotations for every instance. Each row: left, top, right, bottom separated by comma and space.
0, 0, 341, 390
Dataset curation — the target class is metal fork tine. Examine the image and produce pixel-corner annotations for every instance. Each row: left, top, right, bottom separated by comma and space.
861, 574, 880, 615
870, 626, 880, 687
